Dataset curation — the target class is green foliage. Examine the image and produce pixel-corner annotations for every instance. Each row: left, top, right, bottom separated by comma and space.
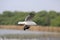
0, 10, 60, 27
51, 16, 60, 26
2, 11, 14, 17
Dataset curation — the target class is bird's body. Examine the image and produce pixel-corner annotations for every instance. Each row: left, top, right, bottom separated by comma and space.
18, 12, 37, 30
23, 12, 36, 30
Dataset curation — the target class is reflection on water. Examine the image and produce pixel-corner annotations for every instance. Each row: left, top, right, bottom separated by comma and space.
0, 29, 60, 40
0, 29, 59, 35
0, 38, 60, 40
0, 29, 23, 35
0, 29, 42, 35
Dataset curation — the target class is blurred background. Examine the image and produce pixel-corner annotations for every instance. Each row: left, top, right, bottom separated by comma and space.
0, 0, 60, 26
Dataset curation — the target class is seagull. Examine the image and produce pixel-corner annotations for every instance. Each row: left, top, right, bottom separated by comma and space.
18, 12, 37, 30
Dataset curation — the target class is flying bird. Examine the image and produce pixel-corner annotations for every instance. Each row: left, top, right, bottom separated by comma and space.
18, 12, 37, 30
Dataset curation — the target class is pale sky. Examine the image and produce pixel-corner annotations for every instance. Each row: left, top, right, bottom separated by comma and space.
0, 0, 60, 13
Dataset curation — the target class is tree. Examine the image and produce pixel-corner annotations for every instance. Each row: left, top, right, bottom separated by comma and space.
2, 11, 14, 17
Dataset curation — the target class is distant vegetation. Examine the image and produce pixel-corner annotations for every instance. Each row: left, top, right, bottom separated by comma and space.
0, 10, 60, 27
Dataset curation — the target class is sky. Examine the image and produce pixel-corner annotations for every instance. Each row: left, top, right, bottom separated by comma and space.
0, 0, 60, 13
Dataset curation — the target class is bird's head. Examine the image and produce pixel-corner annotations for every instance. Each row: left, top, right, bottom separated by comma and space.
29, 12, 35, 17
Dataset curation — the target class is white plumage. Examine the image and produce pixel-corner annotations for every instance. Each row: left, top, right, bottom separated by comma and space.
18, 21, 37, 25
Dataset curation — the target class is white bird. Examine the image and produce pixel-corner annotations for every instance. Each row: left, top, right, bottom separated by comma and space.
18, 12, 37, 30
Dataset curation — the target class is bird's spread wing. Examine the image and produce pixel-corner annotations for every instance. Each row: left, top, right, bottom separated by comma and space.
25, 15, 33, 21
